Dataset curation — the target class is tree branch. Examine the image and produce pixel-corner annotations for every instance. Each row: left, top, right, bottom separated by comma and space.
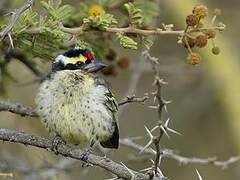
118, 95, 149, 106
0, 97, 149, 118
5, 49, 44, 78
120, 138, 240, 169
58, 24, 184, 36
0, 0, 34, 38
0, 101, 37, 117
0, 128, 150, 180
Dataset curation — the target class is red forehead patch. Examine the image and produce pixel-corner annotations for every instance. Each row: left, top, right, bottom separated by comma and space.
84, 51, 95, 61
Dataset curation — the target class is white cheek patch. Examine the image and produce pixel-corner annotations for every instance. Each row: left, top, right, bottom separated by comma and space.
55, 55, 70, 64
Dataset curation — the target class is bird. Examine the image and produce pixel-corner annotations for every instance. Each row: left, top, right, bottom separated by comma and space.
35, 47, 119, 149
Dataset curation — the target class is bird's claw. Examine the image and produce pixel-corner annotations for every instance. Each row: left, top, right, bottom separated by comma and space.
81, 147, 93, 167
51, 135, 65, 155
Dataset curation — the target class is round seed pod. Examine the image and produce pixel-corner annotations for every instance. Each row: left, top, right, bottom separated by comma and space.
105, 49, 117, 61
186, 52, 201, 65
102, 65, 117, 76
183, 36, 196, 48
195, 34, 208, 48
186, 14, 199, 26
117, 57, 130, 69
212, 46, 220, 55
192, 4, 208, 19
213, 8, 221, 16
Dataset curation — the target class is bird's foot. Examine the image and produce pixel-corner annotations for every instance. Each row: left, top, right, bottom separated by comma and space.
51, 135, 65, 155
81, 147, 93, 167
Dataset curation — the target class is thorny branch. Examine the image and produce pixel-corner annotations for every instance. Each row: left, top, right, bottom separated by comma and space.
0, 0, 34, 38
120, 138, 240, 170
58, 24, 185, 36
0, 128, 150, 180
142, 50, 167, 177
0, 101, 240, 177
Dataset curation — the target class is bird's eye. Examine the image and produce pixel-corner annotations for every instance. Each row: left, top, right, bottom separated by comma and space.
76, 61, 83, 66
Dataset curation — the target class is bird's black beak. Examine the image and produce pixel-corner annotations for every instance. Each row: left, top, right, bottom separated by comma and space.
83, 60, 107, 73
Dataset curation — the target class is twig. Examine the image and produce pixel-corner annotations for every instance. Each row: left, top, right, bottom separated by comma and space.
0, 128, 150, 180
0, 98, 149, 117
118, 95, 149, 106
0, 0, 34, 38
142, 50, 166, 176
120, 138, 240, 169
0, 172, 13, 178
0, 101, 37, 117
25, 23, 185, 37
59, 25, 184, 36
5, 49, 44, 78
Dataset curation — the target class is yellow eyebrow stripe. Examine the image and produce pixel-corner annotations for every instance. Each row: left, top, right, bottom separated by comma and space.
64, 55, 87, 65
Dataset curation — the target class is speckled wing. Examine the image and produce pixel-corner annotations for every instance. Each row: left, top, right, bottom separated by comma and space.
95, 77, 119, 149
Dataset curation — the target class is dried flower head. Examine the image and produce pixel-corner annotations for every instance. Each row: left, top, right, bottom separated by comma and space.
88, 5, 105, 16
204, 29, 216, 39
106, 49, 117, 61
187, 52, 201, 65
195, 34, 208, 47
117, 57, 130, 69
102, 65, 117, 76
213, 8, 221, 16
183, 36, 196, 48
193, 5, 208, 19
212, 46, 221, 55
186, 14, 199, 26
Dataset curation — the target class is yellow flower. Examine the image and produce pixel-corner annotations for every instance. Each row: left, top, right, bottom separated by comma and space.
88, 5, 105, 17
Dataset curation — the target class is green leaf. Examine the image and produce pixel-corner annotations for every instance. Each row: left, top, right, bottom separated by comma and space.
13, 9, 38, 34
135, 0, 159, 25
83, 13, 117, 30
41, 1, 73, 22
117, 33, 138, 50
124, 2, 143, 27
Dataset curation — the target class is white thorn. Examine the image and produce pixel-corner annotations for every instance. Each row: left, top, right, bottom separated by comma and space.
196, 169, 203, 180
151, 125, 159, 133
166, 127, 182, 136
139, 139, 153, 154
139, 126, 154, 154
160, 125, 170, 139
8, 33, 14, 48
148, 105, 159, 109
144, 126, 153, 139
164, 118, 170, 127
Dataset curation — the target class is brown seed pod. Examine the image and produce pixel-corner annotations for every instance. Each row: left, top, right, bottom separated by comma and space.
186, 14, 199, 26
102, 65, 117, 76
187, 52, 201, 65
192, 4, 208, 19
204, 29, 216, 39
183, 36, 196, 48
105, 48, 117, 61
195, 34, 208, 48
117, 57, 130, 69
212, 46, 220, 55
213, 8, 221, 16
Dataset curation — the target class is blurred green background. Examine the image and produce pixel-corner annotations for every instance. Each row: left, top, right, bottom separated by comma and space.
0, 0, 240, 179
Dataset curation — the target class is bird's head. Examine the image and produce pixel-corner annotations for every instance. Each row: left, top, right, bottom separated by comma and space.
52, 48, 106, 73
